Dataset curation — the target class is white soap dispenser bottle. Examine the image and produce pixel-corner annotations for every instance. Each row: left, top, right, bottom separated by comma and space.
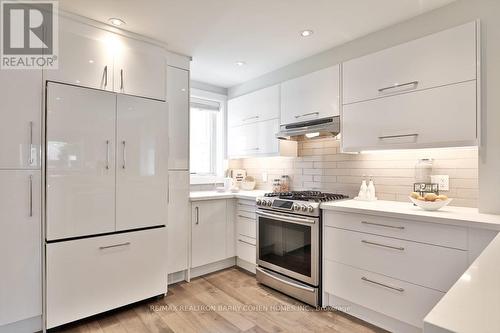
367, 175, 376, 201
358, 175, 368, 200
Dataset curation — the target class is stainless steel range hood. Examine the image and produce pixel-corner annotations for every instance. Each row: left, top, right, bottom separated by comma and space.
276, 116, 340, 141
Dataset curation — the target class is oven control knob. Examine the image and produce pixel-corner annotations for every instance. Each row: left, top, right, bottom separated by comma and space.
293, 205, 299, 211
301, 205, 307, 212
267, 200, 273, 207
256, 199, 262, 205
307, 205, 314, 213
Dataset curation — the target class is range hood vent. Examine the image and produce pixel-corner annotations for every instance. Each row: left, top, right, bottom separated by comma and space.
276, 116, 340, 141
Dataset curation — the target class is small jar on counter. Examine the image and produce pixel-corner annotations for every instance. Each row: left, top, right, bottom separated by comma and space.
272, 179, 281, 193
280, 175, 290, 192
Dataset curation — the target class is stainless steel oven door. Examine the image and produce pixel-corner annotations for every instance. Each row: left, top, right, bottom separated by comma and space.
256, 209, 319, 286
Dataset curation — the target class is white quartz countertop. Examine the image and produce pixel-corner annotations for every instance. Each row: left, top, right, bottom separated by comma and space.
423, 232, 500, 333
320, 199, 500, 231
189, 190, 267, 201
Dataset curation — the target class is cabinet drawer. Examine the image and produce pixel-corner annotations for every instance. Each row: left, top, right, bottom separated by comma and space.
237, 209, 256, 220
47, 228, 168, 329
237, 236, 256, 264
237, 200, 256, 212
324, 211, 467, 250
324, 260, 444, 328
324, 227, 467, 292
342, 80, 477, 152
237, 215, 256, 239
342, 21, 476, 104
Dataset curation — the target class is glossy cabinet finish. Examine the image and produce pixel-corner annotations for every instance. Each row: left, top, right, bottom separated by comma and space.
0, 170, 41, 326
0, 69, 42, 169
114, 37, 166, 101
46, 83, 116, 240
227, 119, 280, 158
342, 80, 477, 152
167, 66, 189, 170
167, 171, 190, 274
342, 21, 477, 105
115, 95, 168, 231
46, 17, 114, 91
227, 85, 280, 127
191, 200, 228, 268
280, 65, 340, 125
46, 227, 168, 329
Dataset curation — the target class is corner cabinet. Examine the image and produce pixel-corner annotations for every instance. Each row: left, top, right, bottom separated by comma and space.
341, 21, 479, 152
280, 65, 340, 125
227, 86, 297, 158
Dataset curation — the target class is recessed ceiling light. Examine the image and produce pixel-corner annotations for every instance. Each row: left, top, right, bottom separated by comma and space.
108, 18, 126, 26
300, 29, 314, 37
236, 61, 246, 67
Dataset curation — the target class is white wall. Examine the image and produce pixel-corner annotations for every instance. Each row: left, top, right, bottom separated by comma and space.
228, 0, 500, 214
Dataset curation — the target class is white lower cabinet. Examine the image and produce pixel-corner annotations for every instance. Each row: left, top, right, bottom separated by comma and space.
235, 200, 257, 269
46, 227, 168, 329
237, 236, 256, 265
167, 171, 190, 274
191, 200, 229, 268
0, 170, 41, 327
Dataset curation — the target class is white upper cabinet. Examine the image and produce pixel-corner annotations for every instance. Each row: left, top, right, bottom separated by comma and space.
0, 69, 42, 169
167, 66, 189, 170
115, 95, 168, 231
0, 170, 41, 326
280, 65, 340, 125
114, 37, 166, 101
46, 17, 114, 91
46, 83, 116, 240
227, 85, 280, 127
342, 21, 477, 105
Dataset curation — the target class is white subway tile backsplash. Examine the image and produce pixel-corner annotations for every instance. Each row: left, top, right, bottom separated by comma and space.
229, 138, 479, 207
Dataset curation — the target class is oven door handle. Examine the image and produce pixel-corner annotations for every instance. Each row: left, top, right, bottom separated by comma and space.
256, 267, 316, 293
256, 210, 317, 224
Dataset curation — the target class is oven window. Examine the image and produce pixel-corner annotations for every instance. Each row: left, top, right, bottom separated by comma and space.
258, 216, 311, 277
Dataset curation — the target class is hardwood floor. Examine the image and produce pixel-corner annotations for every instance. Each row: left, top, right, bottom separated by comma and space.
51, 267, 388, 333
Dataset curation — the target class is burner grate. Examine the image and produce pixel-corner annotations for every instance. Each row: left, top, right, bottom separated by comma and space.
264, 191, 348, 202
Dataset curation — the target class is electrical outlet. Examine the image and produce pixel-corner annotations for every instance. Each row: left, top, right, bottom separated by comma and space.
431, 175, 449, 191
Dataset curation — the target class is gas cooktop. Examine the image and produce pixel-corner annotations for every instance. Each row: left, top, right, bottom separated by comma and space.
264, 191, 349, 202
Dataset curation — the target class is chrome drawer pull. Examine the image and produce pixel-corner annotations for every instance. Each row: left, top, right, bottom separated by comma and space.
361, 221, 405, 230
361, 276, 404, 292
238, 239, 255, 246
295, 112, 319, 119
195, 206, 199, 225
378, 133, 418, 140
105, 140, 110, 170
28, 175, 33, 217
103, 65, 108, 88
242, 115, 259, 121
28, 121, 34, 166
99, 242, 131, 250
361, 240, 404, 251
121, 140, 126, 169
378, 80, 419, 93
237, 214, 254, 219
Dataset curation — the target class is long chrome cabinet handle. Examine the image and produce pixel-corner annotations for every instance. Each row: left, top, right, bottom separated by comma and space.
105, 140, 110, 170
103, 65, 108, 88
28, 175, 33, 217
361, 239, 404, 251
361, 276, 404, 292
295, 112, 319, 119
238, 239, 255, 246
99, 242, 131, 250
195, 207, 199, 224
361, 221, 405, 230
121, 140, 126, 169
120, 69, 124, 90
378, 133, 418, 140
246, 147, 260, 151
378, 80, 418, 93
28, 121, 34, 166
242, 115, 259, 121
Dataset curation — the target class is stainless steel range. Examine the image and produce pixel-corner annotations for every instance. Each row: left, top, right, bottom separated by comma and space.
255, 191, 348, 307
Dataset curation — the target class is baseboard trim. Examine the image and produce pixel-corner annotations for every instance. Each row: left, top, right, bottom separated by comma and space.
0, 315, 42, 333
190, 257, 236, 279
168, 270, 188, 285
236, 258, 256, 274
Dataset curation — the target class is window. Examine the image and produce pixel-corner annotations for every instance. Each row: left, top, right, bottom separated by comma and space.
190, 96, 224, 180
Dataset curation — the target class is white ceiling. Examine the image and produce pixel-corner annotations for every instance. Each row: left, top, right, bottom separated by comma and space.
59, 0, 455, 88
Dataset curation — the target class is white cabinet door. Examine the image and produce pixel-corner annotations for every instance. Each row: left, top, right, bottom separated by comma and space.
280, 65, 340, 125
191, 200, 227, 268
46, 17, 113, 91
114, 37, 166, 100
167, 171, 190, 274
227, 119, 280, 158
0, 170, 41, 326
342, 81, 477, 152
46, 83, 116, 240
227, 85, 280, 127
343, 21, 477, 105
46, 228, 168, 329
0, 69, 42, 169
167, 66, 189, 170
116, 95, 168, 231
